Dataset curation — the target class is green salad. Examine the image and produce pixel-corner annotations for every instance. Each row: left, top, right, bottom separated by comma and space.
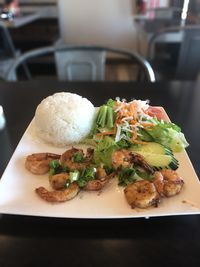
83, 98, 189, 183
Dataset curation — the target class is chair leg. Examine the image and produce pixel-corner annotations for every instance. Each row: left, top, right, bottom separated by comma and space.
22, 62, 32, 80
137, 68, 145, 81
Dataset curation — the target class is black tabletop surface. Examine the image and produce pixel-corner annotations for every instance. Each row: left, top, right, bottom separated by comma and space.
0, 81, 200, 267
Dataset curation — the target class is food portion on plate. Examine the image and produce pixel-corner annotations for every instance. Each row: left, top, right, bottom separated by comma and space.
34, 92, 96, 146
25, 92, 189, 209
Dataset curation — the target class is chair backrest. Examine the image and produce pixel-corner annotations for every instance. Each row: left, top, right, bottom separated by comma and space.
148, 25, 200, 80
55, 48, 106, 81
6, 45, 156, 82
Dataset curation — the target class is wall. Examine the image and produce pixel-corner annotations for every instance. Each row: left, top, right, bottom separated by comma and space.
58, 0, 138, 50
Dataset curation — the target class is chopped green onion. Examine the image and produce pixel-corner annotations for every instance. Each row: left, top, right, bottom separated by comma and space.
118, 167, 136, 186
77, 167, 96, 188
49, 160, 60, 169
72, 152, 84, 163
106, 99, 115, 108
97, 105, 108, 128
49, 160, 69, 176
64, 180, 71, 188
69, 170, 80, 182
106, 106, 114, 129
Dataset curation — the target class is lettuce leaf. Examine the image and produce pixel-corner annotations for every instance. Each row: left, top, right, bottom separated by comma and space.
94, 136, 117, 167
144, 120, 189, 152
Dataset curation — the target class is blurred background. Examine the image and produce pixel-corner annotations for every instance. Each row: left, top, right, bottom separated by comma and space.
0, 0, 200, 81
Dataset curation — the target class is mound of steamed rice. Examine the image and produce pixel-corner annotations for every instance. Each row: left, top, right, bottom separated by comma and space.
34, 92, 95, 146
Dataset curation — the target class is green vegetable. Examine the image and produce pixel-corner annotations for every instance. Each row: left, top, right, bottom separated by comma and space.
104, 166, 115, 175
106, 98, 115, 108
130, 142, 179, 170
77, 167, 96, 188
67, 168, 97, 188
49, 160, 69, 176
92, 101, 115, 135
131, 142, 173, 155
94, 136, 117, 167
72, 152, 84, 163
143, 119, 189, 152
96, 105, 107, 128
118, 167, 136, 186
69, 170, 79, 182
137, 127, 154, 142
116, 139, 132, 149
135, 167, 153, 180
64, 180, 71, 188
49, 160, 60, 169
106, 106, 114, 129
163, 128, 189, 152
133, 151, 179, 170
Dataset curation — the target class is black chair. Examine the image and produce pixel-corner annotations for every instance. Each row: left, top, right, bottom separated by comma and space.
0, 22, 30, 80
147, 25, 200, 80
6, 45, 156, 82
0, 22, 18, 79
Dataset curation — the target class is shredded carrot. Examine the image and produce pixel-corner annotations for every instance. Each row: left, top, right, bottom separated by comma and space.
130, 119, 137, 125
113, 100, 152, 145
95, 130, 115, 136
140, 122, 155, 127
141, 108, 148, 114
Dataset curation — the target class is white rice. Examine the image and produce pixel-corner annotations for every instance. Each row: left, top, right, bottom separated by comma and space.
34, 92, 95, 147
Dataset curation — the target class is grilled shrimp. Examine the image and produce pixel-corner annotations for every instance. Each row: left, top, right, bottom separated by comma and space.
35, 182, 79, 203
84, 168, 114, 191
124, 180, 160, 209
60, 147, 94, 170
49, 173, 70, 190
84, 148, 94, 163
112, 149, 133, 169
155, 169, 184, 197
25, 153, 60, 175
130, 153, 154, 174
112, 149, 154, 173
153, 171, 165, 196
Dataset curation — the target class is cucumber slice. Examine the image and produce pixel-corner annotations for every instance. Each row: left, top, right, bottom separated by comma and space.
131, 142, 172, 156
134, 151, 179, 170
137, 128, 154, 142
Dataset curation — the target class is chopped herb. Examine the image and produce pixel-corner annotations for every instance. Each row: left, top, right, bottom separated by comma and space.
49, 160, 60, 169
69, 170, 80, 182
72, 152, 84, 163
77, 179, 88, 188
117, 139, 132, 149
77, 167, 96, 188
49, 160, 69, 176
64, 180, 71, 188
118, 167, 136, 186
135, 168, 153, 180
104, 166, 114, 175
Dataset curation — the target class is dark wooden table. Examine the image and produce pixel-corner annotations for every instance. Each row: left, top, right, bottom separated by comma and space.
0, 81, 200, 267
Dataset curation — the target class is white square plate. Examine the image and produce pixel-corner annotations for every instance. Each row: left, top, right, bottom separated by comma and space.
0, 108, 200, 218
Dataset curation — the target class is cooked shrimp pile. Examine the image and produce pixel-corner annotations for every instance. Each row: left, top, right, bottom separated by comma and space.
25, 147, 184, 208
25, 148, 114, 203
124, 170, 184, 209
111, 149, 184, 209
